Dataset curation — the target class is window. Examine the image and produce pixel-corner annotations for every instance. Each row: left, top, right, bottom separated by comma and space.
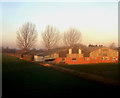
112, 57, 115, 60
84, 57, 86, 60
105, 57, 109, 60
72, 58, 76, 61
62, 58, 65, 61
102, 57, 104, 60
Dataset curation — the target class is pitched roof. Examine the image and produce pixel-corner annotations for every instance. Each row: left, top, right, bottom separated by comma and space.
36, 45, 118, 57
83, 47, 101, 57
36, 46, 71, 56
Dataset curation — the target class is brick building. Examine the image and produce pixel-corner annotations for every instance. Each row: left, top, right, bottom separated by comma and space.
34, 46, 118, 64
54, 47, 118, 64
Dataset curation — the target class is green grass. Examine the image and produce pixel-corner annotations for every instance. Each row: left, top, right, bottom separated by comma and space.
2, 54, 119, 97
56, 63, 119, 80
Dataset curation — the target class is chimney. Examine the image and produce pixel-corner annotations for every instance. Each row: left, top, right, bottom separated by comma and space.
69, 49, 72, 54
79, 49, 81, 54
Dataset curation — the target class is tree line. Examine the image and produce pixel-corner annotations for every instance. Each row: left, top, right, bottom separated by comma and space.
16, 22, 116, 53
16, 22, 82, 52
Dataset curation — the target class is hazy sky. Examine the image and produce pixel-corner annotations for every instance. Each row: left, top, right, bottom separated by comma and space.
2, 2, 118, 49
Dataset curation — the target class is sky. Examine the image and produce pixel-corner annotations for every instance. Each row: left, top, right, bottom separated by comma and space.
1, 2, 118, 49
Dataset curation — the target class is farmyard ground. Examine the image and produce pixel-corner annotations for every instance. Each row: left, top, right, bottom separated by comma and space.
2, 54, 120, 97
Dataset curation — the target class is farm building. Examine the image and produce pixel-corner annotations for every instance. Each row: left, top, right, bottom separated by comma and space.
18, 49, 44, 61
34, 46, 118, 64
34, 50, 59, 62
89, 47, 118, 63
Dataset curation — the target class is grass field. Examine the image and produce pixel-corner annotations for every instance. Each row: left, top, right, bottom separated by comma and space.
56, 63, 119, 80
2, 54, 119, 97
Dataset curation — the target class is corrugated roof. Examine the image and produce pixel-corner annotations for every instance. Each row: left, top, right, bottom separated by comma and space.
36, 45, 118, 57
36, 46, 71, 56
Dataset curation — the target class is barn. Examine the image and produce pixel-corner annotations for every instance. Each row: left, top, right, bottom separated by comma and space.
54, 46, 118, 64
34, 50, 59, 62
33, 46, 118, 64
89, 47, 118, 63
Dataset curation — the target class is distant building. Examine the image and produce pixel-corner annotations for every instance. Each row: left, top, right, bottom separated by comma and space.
34, 46, 118, 64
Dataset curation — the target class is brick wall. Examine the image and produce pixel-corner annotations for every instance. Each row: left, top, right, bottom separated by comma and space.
54, 56, 118, 65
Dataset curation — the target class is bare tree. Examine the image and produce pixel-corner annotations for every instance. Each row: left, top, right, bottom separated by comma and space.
63, 27, 82, 47
16, 22, 37, 52
109, 42, 116, 49
41, 25, 60, 50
